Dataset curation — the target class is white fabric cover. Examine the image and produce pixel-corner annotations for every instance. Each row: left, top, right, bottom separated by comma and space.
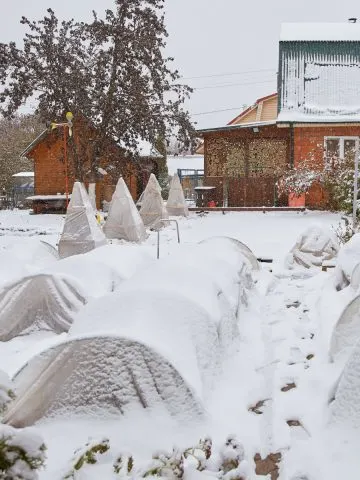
0, 245, 153, 340
334, 234, 360, 290
139, 174, 168, 229
103, 177, 146, 242
4, 239, 252, 427
0, 273, 86, 341
285, 226, 339, 269
330, 294, 360, 361
58, 182, 106, 259
199, 236, 259, 271
331, 336, 360, 427
166, 174, 189, 216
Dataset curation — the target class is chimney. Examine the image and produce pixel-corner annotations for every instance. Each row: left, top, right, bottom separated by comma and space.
349, 18, 357, 23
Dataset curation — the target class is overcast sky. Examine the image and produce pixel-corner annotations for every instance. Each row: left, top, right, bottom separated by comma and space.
1, 0, 359, 129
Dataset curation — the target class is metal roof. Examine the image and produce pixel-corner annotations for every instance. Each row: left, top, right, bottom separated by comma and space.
278, 41, 360, 122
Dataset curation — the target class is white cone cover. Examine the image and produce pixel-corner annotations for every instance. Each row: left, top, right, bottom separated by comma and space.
4, 238, 253, 427
103, 177, 146, 242
285, 226, 339, 269
58, 182, 106, 259
139, 174, 168, 229
0, 273, 86, 341
166, 174, 189, 216
331, 336, 360, 426
330, 294, 360, 360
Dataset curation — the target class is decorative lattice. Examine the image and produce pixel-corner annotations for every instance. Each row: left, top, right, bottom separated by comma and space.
249, 140, 287, 177
206, 138, 228, 177
224, 143, 246, 177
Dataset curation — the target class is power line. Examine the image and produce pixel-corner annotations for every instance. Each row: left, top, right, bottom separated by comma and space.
180, 68, 275, 80
194, 79, 276, 90
192, 106, 247, 116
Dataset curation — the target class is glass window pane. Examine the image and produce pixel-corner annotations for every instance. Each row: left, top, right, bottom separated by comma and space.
326, 138, 340, 157
344, 139, 356, 161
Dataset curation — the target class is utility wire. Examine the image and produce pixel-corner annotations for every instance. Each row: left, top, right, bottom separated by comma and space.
180, 68, 275, 80
192, 106, 248, 116
193, 79, 276, 90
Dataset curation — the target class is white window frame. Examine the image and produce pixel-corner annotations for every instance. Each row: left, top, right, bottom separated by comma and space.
324, 136, 359, 159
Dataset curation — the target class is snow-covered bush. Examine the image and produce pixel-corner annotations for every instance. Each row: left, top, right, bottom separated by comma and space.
278, 150, 357, 212
0, 370, 15, 416
0, 425, 46, 480
333, 216, 359, 245
66, 435, 249, 478
64, 438, 110, 479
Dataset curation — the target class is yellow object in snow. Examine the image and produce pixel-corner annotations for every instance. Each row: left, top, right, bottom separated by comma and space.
96, 212, 102, 224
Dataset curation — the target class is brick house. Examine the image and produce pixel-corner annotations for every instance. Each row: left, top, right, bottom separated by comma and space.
198, 22, 360, 208
21, 121, 162, 213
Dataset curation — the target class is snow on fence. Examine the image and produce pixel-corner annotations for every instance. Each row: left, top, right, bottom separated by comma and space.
4, 237, 256, 427
0, 245, 153, 341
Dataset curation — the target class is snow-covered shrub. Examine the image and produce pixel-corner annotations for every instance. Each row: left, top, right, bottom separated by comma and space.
113, 454, 134, 476
64, 438, 110, 479
0, 370, 15, 416
333, 216, 359, 245
0, 425, 46, 480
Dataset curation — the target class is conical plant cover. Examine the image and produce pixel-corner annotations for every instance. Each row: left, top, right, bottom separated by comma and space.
139, 173, 168, 229
103, 177, 146, 242
166, 173, 189, 216
58, 182, 106, 259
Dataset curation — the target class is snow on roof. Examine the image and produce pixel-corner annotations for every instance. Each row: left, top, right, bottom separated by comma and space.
280, 23, 360, 42
12, 172, 34, 178
167, 155, 204, 176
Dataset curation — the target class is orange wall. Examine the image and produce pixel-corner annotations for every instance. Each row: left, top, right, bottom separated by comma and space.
31, 133, 138, 209
294, 125, 360, 208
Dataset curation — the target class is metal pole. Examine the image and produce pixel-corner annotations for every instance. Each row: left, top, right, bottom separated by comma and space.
353, 145, 359, 228
64, 127, 69, 207
156, 219, 180, 259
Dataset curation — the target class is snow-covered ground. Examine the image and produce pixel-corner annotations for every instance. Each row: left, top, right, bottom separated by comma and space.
2, 208, 360, 479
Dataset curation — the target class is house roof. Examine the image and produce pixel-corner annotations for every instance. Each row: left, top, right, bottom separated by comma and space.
167, 155, 204, 175
227, 93, 277, 125
197, 120, 276, 135
280, 22, 360, 42
278, 39, 360, 123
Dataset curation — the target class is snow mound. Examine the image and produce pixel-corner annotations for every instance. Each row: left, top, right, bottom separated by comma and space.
331, 336, 360, 427
285, 225, 339, 269
166, 173, 189, 217
334, 234, 360, 290
139, 174, 168, 229
199, 236, 260, 271
0, 245, 153, 340
0, 273, 86, 341
103, 177, 146, 242
330, 294, 360, 361
58, 182, 106, 258
4, 239, 252, 426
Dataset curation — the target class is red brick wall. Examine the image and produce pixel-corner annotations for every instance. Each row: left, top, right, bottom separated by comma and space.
294, 125, 360, 208
31, 131, 138, 209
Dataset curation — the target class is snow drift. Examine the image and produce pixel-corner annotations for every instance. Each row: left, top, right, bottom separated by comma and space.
285, 225, 339, 269
58, 182, 106, 258
4, 238, 254, 427
0, 245, 153, 341
139, 173, 168, 229
166, 173, 189, 216
103, 177, 146, 242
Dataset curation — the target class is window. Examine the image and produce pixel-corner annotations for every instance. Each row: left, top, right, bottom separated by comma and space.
325, 137, 359, 162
